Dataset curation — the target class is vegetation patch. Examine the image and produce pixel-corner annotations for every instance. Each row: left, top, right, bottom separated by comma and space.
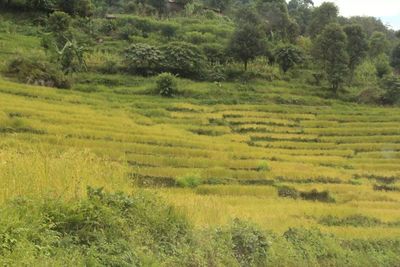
175, 173, 202, 188
277, 186, 335, 203
319, 215, 383, 227
373, 184, 400, 192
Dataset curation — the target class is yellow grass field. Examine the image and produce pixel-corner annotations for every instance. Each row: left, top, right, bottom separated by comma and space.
1, 77, 400, 240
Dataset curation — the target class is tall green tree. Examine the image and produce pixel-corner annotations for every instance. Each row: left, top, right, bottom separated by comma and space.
343, 24, 368, 82
288, 0, 314, 35
256, 0, 292, 40
314, 23, 349, 93
147, 0, 166, 17
274, 44, 303, 73
369, 32, 389, 58
390, 43, 400, 73
58, 0, 93, 17
204, 0, 232, 13
308, 2, 338, 38
229, 8, 266, 71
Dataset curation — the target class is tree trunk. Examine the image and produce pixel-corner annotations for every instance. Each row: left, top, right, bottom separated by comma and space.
244, 60, 248, 71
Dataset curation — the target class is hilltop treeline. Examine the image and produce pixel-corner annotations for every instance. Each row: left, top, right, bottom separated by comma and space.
1, 0, 400, 103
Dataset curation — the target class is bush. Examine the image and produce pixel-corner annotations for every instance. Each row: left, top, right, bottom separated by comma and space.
283, 228, 347, 266
375, 54, 392, 78
277, 186, 300, 199
229, 219, 269, 266
274, 44, 304, 73
300, 189, 335, 203
156, 73, 178, 97
160, 41, 206, 79
47, 11, 71, 33
277, 187, 335, 203
373, 184, 400, 192
175, 173, 202, 188
356, 87, 383, 104
319, 215, 383, 227
256, 161, 271, 172
5, 57, 71, 89
124, 43, 164, 75
380, 75, 400, 105
0, 188, 191, 265
202, 43, 227, 65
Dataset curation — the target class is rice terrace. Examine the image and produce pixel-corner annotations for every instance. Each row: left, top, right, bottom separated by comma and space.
0, 0, 400, 266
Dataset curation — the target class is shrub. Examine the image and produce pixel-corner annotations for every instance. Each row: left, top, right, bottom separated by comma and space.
277, 186, 300, 199
5, 57, 71, 89
156, 72, 178, 97
160, 41, 206, 79
256, 161, 270, 172
47, 11, 71, 33
319, 215, 382, 227
277, 187, 335, 203
176, 173, 202, 188
124, 43, 164, 75
101, 60, 119, 74
204, 64, 226, 82
283, 228, 346, 265
300, 189, 335, 203
375, 54, 392, 78
356, 87, 383, 105
274, 44, 304, 73
160, 24, 177, 39
0, 188, 191, 265
202, 43, 227, 65
229, 219, 269, 266
380, 75, 400, 105
373, 184, 400, 192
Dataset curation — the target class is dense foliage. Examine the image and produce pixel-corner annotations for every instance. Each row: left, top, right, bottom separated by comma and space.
1, 189, 399, 266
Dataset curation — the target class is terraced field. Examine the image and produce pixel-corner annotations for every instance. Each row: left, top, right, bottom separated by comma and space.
1, 77, 400, 238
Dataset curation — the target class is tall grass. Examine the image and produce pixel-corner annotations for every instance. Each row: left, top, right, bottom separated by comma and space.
0, 146, 130, 203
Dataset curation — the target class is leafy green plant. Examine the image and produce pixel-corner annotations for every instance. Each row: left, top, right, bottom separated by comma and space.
5, 57, 71, 89
229, 219, 269, 267
380, 75, 400, 105
256, 161, 271, 172
124, 43, 164, 75
274, 44, 304, 73
277, 185, 300, 199
300, 189, 335, 203
160, 41, 206, 79
319, 215, 383, 227
156, 72, 178, 97
176, 173, 202, 188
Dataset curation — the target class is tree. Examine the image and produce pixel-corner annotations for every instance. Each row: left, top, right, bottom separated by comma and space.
288, 0, 314, 35
274, 44, 303, 73
48, 11, 71, 33
229, 24, 266, 71
58, 0, 93, 17
256, 0, 291, 40
348, 16, 388, 37
26, 0, 57, 11
308, 2, 338, 38
390, 43, 400, 72
344, 24, 368, 82
160, 42, 206, 78
124, 43, 164, 75
147, 0, 166, 17
314, 23, 349, 93
204, 0, 232, 13
229, 7, 266, 71
381, 75, 400, 105
369, 32, 389, 58
375, 54, 392, 78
